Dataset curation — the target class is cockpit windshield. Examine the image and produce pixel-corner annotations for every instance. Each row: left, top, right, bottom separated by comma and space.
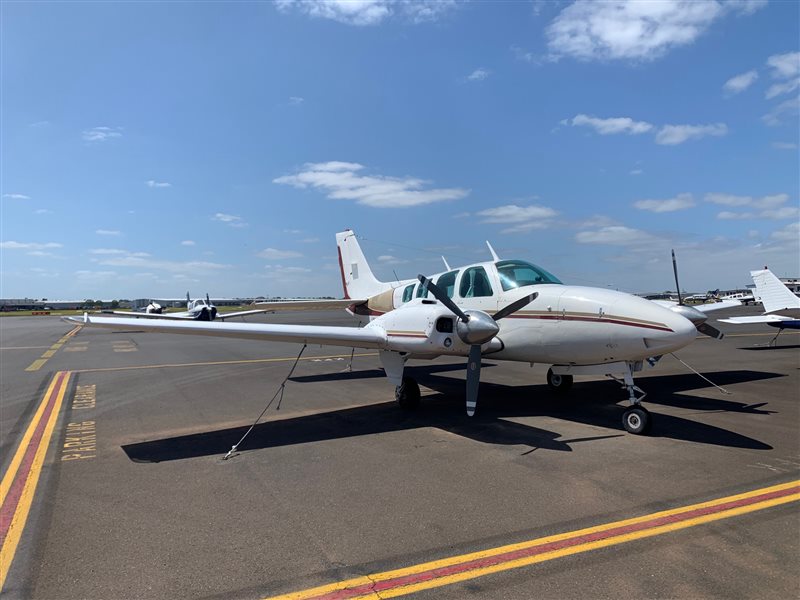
495, 260, 562, 291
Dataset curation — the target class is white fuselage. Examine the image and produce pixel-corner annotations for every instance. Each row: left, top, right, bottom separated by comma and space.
356, 260, 697, 367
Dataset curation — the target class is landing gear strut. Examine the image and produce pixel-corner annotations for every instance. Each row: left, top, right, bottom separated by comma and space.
395, 376, 420, 410
546, 368, 573, 394
614, 362, 651, 435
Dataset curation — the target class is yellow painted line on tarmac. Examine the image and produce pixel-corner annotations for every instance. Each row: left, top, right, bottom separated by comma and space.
0, 371, 71, 591
73, 352, 380, 374
266, 480, 800, 600
24, 326, 82, 372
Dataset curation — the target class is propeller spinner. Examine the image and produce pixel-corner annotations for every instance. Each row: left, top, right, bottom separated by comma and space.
670, 250, 723, 339
418, 274, 537, 416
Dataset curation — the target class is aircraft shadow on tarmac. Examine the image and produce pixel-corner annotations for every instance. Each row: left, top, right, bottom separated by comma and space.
122, 365, 778, 463
738, 344, 800, 351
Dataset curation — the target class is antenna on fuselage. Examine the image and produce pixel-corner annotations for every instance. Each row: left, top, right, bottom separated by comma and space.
442, 256, 451, 271
486, 241, 500, 262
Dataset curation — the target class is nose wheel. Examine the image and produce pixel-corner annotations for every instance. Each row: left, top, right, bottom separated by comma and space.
622, 406, 651, 434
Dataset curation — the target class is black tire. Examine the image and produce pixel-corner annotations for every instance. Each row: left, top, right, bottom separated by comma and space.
622, 407, 651, 435
395, 377, 421, 410
546, 368, 573, 394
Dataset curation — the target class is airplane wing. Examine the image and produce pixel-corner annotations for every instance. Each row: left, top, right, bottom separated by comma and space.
67, 314, 387, 349
717, 315, 795, 324
102, 310, 196, 320
252, 299, 365, 312
650, 299, 740, 313
215, 308, 278, 320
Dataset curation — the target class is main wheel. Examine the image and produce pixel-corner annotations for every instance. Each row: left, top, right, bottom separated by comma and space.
622, 407, 651, 435
546, 368, 573, 394
395, 377, 420, 410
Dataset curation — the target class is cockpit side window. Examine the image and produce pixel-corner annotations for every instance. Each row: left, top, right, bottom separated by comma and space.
415, 280, 430, 298
459, 267, 493, 298
436, 271, 459, 298
402, 284, 415, 303
496, 260, 562, 292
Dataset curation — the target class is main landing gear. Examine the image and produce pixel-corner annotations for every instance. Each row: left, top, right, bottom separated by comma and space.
546, 368, 573, 394
395, 376, 420, 410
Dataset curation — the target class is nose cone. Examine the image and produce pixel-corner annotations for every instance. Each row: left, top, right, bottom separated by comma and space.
650, 304, 698, 354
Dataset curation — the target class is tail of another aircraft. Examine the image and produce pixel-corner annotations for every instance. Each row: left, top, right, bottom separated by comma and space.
751, 268, 800, 314
336, 230, 392, 299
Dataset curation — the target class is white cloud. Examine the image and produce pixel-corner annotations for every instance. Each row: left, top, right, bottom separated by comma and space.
146, 180, 172, 188
82, 126, 123, 142
96, 252, 228, 273
95, 229, 121, 236
257, 248, 303, 259
634, 192, 695, 212
29, 120, 50, 128
181, 240, 196, 246
762, 97, 800, 126
576, 225, 655, 245
707, 192, 796, 220
772, 141, 798, 150
3, 193, 30, 200
477, 204, 558, 223
300, 237, 319, 243
705, 192, 789, 208
76, 270, 118, 279
0, 241, 63, 250
655, 123, 727, 145
567, 114, 653, 135
630, 169, 644, 175
467, 68, 490, 82
35, 208, 53, 215
723, 69, 758, 95
771, 221, 799, 242
274, 161, 469, 208
377, 254, 409, 265
545, 0, 763, 62
89, 248, 129, 255
274, 0, 456, 26
212, 213, 247, 227
289, 96, 305, 105
766, 51, 800, 80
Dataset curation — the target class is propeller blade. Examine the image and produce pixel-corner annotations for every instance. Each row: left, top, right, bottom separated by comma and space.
418, 274, 469, 322
671, 249, 683, 305
697, 322, 724, 340
466, 344, 482, 416
493, 292, 538, 321
206, 293, 210, 305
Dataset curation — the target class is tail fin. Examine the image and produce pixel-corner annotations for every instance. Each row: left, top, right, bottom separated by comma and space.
751, 268, 800, 314
336, 230, 392, 299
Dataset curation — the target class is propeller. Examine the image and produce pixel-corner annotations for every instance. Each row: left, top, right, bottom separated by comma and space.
670, 250, 723, 339
418, 274, 538, 416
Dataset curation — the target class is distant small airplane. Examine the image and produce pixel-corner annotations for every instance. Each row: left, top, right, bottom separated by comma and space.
72, 233, 734, 435
718, 267, 800, 345
107, 293, 270, 321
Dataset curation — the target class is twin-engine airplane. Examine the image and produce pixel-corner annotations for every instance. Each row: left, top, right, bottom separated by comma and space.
718, 267, 800, 345
72, 231, 730, 435
107, 292, 270, 322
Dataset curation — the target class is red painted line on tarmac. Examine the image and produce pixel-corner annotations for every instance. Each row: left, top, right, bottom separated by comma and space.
0, 371, 69, 548
307, 484, 800, 600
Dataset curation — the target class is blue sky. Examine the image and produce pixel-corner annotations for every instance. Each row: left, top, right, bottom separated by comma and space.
2, 0, 798, 300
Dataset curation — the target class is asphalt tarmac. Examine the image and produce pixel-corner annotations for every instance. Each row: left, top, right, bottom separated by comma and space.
1, 305, 798, 599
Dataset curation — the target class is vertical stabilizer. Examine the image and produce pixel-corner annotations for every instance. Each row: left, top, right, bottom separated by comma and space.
751, 268, 800, 314
336, 231, 391, 299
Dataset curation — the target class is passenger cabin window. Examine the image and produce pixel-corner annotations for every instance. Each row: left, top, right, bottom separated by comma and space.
496, 260, 562, 292
459, 266, 493, 298
402, 284, 415, 303
436, 271, 459, 298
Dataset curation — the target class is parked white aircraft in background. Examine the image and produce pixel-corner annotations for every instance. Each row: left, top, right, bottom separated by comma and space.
719, 267, 800, 345
72, 231, 732, 435
107, 292, 270, 321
